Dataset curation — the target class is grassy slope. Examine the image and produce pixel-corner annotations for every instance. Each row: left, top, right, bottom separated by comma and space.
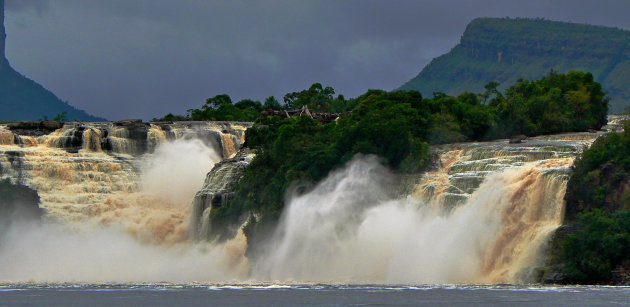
400, 18, 630, 113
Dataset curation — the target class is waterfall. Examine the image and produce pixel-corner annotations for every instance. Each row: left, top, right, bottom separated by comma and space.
0, 121, 253, 282
0, 116, 625, 283
253, 125, 622, 283
0, 121, 250, 230
254, 156, 573, 283
190, 148, 256, 241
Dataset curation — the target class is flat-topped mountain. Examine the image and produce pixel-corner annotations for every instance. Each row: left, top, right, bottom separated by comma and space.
400, 18, 630, 113
0, 0, 105, 121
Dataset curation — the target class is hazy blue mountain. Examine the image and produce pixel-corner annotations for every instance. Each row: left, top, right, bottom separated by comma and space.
400, 18, 630, 113
0, 0, 105, 122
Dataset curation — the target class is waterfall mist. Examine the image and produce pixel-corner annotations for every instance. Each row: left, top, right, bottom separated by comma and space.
0, 138, 251, 283
0, 138, 575, 284
254, 155, 570, 284
140, 138, 220, 206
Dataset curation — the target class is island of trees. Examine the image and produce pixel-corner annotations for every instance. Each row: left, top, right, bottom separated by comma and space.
154, 70, 630, 284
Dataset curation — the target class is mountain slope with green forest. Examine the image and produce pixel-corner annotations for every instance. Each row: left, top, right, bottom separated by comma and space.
399, 17, 630, 113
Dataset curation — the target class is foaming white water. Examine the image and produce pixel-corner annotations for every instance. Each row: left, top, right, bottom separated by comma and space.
140, 138, 220, 206
87, 138, 222, 245
0, 134, 582, 284
0, 138, 250, 283
254, 155, 570, 284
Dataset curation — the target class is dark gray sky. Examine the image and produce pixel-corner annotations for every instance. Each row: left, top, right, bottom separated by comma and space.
5, 0, 630, 120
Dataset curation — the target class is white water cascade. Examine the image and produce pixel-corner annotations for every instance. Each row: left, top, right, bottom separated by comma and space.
253, 117, 627, 283
0, 117, 626, 283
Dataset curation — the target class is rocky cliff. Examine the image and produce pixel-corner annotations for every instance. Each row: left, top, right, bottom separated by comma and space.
190, 147, 256, 241
0, 178, 43, 237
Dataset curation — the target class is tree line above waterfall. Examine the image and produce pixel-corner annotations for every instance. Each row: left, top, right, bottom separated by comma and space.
157, 70, 608, 142
178, 70, 610, 239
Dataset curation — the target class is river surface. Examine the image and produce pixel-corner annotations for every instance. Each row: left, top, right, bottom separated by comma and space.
1, 284, 629, 306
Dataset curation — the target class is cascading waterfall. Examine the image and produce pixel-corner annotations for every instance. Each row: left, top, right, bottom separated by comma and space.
253, 155, 574, 284
253, 121, 626, 283
0, 121, 249, 231
0, 116, 625, 283
0, 121, 253, 282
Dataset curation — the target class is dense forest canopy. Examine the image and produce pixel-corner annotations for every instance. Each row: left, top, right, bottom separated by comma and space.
155, 70, 610, 236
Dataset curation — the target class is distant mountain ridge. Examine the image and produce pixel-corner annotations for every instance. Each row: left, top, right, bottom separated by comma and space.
0, 0, 105, 121
400, 18, 630, 113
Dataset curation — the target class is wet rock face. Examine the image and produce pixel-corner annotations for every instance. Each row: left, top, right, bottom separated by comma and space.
113, 119, 149, 140
190, 148, 256, 240
102, 120, 151, 155
7, 121, 63, 137
509, 135, 527, 144
2, 120, 252, 157
0, 179, 43, 236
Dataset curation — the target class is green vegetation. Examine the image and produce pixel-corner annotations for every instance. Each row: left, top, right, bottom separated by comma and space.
400, 17, 630, 113
52, 112, 68, 123
555, 121, 630, 283
154, 94, 262, 122
160, 70, 608, 143
198, 71, 609, 234
151, 113, 187, 122
565, 122, 630, 220
153, 83, 351, 122
561, 209, 630, 283
282, 83, 349, 112
425, 70, 608, 143
211, 90, 431, 223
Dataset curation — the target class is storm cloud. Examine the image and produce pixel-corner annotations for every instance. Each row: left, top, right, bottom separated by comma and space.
4, 0, 630, 120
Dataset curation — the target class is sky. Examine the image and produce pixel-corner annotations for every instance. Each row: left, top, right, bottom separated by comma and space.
4, 0, 630, 121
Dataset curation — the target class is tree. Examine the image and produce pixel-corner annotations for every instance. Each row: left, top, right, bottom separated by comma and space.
53, 112, 68, 122
263, 96, 282, 110
480, 81, 503, 106
234, 99, 262, 111
204, 94, 233, 110
283, 83, 336, 111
